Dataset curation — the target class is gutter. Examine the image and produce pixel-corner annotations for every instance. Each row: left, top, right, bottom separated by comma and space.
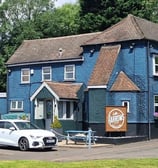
6, 57, 84, 68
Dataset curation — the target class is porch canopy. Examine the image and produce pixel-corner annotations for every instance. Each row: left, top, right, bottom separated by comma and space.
30, 81, 83, 101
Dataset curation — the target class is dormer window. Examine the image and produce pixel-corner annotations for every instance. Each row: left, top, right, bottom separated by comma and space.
153, 54, 158, 76
64, 65, 75, 81
42, 67, 51, 81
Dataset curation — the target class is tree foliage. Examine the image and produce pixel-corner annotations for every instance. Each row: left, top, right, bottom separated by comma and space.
0, 0, 80, 91
79, 0, 155, 33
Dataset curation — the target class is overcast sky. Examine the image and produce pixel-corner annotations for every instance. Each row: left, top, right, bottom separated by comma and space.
55, 0, 77, 7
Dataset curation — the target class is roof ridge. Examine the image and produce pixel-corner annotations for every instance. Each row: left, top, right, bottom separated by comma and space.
23, 32, 101, 42
128, 14, 145, 39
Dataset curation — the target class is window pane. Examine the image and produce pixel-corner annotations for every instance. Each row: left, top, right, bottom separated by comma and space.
66, 73, 73, 79
155, 96, 158, 112
66, 66, 73, 72
43, 67, 50, 73
17, 101, 22, 109
12, 101, 16, 109
155, 57, 158, 64
22, 70, 29, 75
58, 102, 63, 118
22, 76, 29, 82
156, 66, 158, 73
44, 74, 50, 80
66, 102, 70, 118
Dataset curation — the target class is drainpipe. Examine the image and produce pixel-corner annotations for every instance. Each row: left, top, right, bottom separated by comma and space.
147, 41, 151, 140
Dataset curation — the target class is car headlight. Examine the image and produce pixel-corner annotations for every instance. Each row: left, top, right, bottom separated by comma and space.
30, 135, 42, 139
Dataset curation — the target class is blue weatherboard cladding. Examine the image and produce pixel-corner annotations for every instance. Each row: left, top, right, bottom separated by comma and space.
6, 46, 100, 121
0, 95, 7, 116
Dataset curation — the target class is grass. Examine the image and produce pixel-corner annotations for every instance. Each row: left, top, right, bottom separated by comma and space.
0, 159, 158, 168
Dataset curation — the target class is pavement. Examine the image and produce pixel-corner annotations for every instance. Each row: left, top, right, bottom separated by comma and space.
1, 139, 158, 162
58, 139, 111, 148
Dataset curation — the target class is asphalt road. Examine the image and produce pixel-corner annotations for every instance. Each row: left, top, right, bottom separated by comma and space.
0, 139, 158, 162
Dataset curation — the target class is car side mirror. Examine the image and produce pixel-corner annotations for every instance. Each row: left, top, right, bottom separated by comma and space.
9, 127, 16, 131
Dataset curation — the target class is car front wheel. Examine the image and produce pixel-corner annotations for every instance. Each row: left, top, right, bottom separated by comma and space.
18, 137, 29, 151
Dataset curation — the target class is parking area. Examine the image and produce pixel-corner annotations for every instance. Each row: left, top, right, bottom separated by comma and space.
0, 139, 158, 162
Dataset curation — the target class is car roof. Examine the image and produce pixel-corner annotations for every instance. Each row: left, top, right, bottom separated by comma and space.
0, 119, 29, 122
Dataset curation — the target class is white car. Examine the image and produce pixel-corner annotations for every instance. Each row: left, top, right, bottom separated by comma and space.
0, 119, 58, 151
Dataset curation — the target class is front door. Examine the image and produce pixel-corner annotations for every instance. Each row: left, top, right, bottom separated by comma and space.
45, 100, 53, 130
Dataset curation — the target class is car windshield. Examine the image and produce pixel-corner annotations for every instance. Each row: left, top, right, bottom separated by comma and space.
15, 121, 39, 130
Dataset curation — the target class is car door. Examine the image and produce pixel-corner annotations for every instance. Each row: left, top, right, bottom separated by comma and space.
0, 121, 6, 145
0, 121, 18, 146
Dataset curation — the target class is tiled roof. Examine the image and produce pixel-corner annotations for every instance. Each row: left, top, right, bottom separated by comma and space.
46, 81, 82, 99
110, 71, 140, 91
88, 45, 120, 86
6, 32, 100, 66
85, 14, 158, 45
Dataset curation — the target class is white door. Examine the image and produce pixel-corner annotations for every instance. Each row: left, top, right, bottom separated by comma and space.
35, 100, 44, 119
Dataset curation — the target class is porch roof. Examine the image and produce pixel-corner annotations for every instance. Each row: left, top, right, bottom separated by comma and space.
30, 81, 83, 101
110, 71, 140, 91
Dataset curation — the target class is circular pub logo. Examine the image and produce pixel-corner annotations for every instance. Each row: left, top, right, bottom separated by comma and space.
108, 108, 125, 129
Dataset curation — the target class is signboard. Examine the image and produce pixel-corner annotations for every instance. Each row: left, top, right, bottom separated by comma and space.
105, 106, 127, 132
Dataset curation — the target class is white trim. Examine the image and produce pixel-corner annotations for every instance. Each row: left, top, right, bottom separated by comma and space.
153, 54, 158, 76
10, 100, 23, 111
0, 92, 7, 97
6, 57, 84, 68
64, 64, 75, 81
30, 82, 59, 101
42, 66, 51, 81
21, 68, 30, 84
88, 85, 107, 89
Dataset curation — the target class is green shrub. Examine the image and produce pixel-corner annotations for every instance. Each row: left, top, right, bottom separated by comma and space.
51, 116, 62, 128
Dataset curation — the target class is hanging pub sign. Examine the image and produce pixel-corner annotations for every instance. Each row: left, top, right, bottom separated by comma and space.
105, 106, 127, 132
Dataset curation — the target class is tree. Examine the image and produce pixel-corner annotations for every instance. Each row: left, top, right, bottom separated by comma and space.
78, 0, 155, 33
0, 0, 55, 91
36, 3, 80, 38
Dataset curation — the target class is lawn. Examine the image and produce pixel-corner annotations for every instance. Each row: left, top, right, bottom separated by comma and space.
0, 159, 158, 168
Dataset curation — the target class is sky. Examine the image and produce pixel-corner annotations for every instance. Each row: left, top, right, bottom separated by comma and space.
55, 0, 77, 7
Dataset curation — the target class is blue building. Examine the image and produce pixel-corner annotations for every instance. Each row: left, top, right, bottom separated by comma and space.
1, 14, 158, 138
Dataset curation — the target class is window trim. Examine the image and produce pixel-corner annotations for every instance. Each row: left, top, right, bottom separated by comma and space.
42, 66, 52, 81
153, 54, 158, 76
21, 68, 30, 84
122, 101, 130, 113
10, 100, 23, 111
64, 64, 75, 81
154, 95, 158, 113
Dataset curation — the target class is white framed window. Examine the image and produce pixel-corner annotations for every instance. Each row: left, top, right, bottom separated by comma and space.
21, 69, 30, 83
42, 67, 51, 81
64, 65, 75, 80
10, 100, 23, 111
154, 95, 158, 113
58, 101, 74, 119
122, 101, 130, 113
153, 54, 158, 76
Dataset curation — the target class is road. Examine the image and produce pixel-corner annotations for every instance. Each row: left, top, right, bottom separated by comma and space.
0, 139, 158, 162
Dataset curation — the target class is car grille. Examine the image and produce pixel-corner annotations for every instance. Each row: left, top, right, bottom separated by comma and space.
43, 137, 57, 146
